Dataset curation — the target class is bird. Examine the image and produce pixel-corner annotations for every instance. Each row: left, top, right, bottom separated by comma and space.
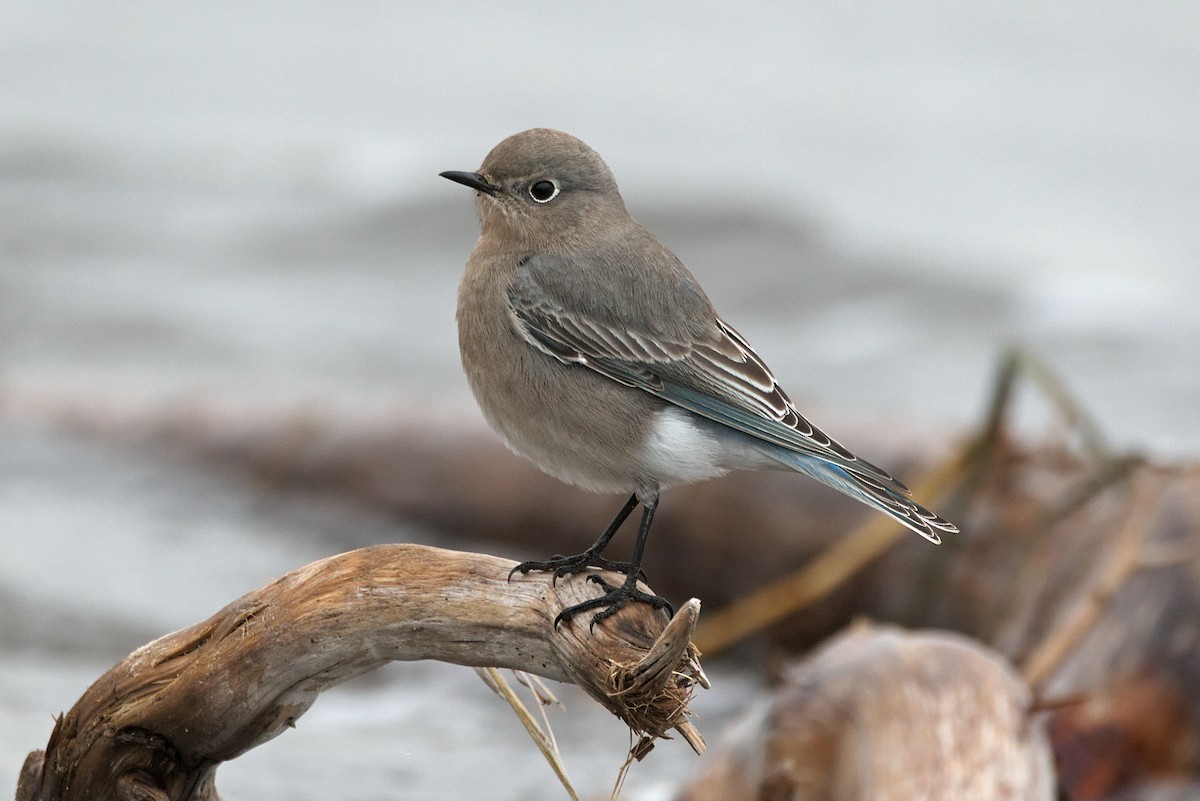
441, 128, 957, 628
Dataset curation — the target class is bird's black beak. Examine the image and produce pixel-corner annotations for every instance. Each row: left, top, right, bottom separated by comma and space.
439, 170, 499, 196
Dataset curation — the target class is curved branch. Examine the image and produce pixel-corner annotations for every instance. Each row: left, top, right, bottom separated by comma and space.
18, 544, 706, 801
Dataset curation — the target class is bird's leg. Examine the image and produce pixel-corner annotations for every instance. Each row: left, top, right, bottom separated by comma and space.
553, 496, 674, 629
508, 493, 641, 582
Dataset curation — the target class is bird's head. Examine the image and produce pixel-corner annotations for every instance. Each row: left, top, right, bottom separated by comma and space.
441, 128, 628, 244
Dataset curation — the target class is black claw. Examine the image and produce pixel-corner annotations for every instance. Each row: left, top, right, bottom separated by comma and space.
508, 550, 641, 584
513, 492, 664, 629
551, 576, 674, 630
584, 573, 615, 590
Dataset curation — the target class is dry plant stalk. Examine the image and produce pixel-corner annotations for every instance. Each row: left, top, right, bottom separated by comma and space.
478, 668, 580, 801
1020, 470, 1165, 689
17, 544, 707, 801
693, 454, 963, 654
690, 346, 1141, 658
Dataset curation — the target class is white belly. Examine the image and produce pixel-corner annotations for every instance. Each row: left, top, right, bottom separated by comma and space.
638, 406, 776, 487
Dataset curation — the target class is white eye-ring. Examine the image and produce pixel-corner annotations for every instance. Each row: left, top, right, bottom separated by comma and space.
529, 180, 560, 203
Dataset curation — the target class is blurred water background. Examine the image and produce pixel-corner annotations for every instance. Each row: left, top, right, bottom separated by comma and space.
2, 3, 1199, 798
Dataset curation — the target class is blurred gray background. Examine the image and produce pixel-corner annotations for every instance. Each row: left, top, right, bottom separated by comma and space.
3, 3, 1198, 799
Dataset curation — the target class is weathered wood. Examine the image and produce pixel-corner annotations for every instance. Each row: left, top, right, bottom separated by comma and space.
15, 359, 1200, 796
674, 624, 1055, 801
17, 544, 707, 801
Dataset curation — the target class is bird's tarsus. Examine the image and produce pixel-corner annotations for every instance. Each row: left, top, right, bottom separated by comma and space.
508, 492, 664, 628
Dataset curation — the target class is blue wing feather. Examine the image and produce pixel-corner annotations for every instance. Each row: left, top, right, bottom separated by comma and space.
509, 255, 958, 543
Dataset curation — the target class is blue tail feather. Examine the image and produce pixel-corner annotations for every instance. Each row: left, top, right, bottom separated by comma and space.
762, 447, 954, 544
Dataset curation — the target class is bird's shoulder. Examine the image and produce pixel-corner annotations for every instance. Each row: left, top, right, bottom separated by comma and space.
511, 221, 721, 349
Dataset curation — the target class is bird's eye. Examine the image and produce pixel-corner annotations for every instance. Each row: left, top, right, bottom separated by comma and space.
529, 180, 560, 203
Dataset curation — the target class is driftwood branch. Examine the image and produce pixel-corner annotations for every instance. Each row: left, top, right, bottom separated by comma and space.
677, 624, 1055, 801
17, 544, 707, 801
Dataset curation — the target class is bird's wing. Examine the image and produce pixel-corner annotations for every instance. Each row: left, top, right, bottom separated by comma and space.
509, 252, 910, 495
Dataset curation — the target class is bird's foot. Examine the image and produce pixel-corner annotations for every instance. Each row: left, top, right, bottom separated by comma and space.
508, 549, 643, 584
553, 574, 674, 630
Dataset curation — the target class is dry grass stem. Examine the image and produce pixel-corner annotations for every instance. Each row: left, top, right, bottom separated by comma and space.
480, 667, 580, 801
694, 456, 964, 655
1021, 473, 1164, 689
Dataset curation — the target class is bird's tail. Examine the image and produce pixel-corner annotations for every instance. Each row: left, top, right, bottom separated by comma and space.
764, 448, 957, 544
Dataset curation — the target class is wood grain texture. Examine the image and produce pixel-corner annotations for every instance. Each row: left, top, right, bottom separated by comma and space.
675, 623, 1054, 801
17, 544, 706, 801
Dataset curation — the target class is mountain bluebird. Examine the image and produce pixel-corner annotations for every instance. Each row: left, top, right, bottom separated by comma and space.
443, 129, 957, 627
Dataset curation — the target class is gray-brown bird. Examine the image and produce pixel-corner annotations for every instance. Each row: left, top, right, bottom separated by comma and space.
442, 129, 957, 627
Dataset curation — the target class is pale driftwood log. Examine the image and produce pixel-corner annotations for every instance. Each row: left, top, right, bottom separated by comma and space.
674, 623, 1055, 801
17, 544, 708, 801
